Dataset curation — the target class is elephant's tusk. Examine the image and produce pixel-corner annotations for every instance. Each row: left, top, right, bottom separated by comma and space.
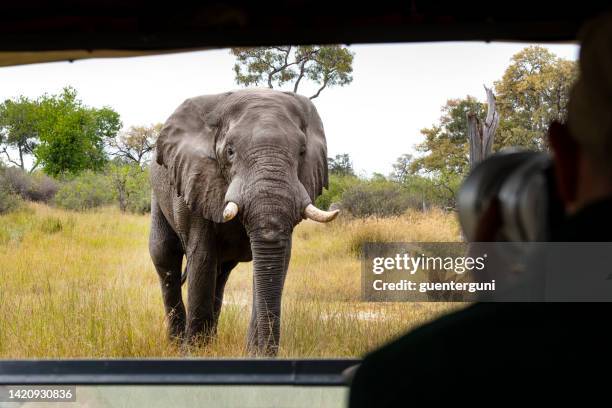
223, 202, 239, 222
304, 204, 339, 223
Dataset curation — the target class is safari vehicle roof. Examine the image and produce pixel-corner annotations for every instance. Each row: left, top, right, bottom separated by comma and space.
0, 1, 609, 67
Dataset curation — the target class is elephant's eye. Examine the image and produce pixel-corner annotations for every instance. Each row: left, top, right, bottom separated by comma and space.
227, 146, 235, 160
299, 145, 306, 157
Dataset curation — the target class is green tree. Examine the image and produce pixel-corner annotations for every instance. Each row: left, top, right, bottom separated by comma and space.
390, 153, 413, 184
231, 45, 354, 98
314, 173, 360, 210
35, 87, 121, 176
106, 160, 151, 213
0, 87, 121, 176
0, 96, 40, 171
328, 153, 355, 176
494, 46, 578, 149
410, 97, 486, 205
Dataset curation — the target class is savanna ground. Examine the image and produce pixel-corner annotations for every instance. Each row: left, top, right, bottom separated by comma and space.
0, 203, 463, 358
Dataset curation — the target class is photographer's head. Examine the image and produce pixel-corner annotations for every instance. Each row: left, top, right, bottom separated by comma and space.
549, 14, 612, 213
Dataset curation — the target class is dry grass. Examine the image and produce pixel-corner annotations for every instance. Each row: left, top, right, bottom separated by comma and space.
0, 203, 463, 358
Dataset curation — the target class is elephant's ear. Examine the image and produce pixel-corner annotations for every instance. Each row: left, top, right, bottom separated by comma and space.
156, 94, 229, 223
295, 96, 329, 202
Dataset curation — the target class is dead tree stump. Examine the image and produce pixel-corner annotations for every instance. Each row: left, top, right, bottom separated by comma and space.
467, 85, 499, 169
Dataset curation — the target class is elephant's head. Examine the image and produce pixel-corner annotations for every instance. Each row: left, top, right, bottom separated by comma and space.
155, 89, 338, 355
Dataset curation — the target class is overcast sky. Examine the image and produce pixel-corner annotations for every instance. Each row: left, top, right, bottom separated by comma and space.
0, 42, 578, 176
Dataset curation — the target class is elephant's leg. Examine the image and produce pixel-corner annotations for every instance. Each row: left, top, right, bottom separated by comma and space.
149, 201, 186, 341
213, 261, 238, 327
185, 222, 218, 345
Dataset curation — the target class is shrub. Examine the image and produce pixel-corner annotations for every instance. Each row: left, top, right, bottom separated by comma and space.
30, 172, 59, 202
315, 174, 360, 210
107, 163, 151, 214
0, 185, 21, 214
0, 167, 22, 214
124, 167, 151, 214
341, 179, 421, 218
53, 170, 115, 210
1, 167, 59, 202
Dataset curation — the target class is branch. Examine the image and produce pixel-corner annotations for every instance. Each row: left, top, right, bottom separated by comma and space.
309, 67, 337, 99
29, 158, 41, 173
293, 59, 308, 93
310, 76, 330, 99
1, 146, 23, 168
283, 46, 291, 66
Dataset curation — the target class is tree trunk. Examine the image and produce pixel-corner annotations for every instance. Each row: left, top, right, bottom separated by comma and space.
467, 85, 499, 169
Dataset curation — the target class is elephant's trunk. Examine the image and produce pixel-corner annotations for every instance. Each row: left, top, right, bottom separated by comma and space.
248, 237, 290, 356
238, 147, 303, 355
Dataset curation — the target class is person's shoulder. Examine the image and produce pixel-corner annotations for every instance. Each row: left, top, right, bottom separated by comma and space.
363, 303, 501, 364
349, 304, 512, 407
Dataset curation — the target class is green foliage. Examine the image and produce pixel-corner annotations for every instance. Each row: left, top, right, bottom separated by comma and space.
107, 161, 151, 214
35, 87, 122, 176
412, 96, 485, 178
0, 87, 121, 176
0, 96, 39, 171
328, 153, 355, 177
404, 97, 485, 206
494, 46, 578, 149
53, 170, 115, 211
341, 177, 422, 218
318, 171, 452, 217
231, 45, 354, 98
0, 182, 21, 214
315, 173, 360, 210
397, 172, 456, 209
401, 46, 577, 209
52, 163, 151, 214
0, 166, 22, 214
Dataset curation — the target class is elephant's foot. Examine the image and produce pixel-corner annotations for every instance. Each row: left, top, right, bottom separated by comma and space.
183, 318, 218, 350
165, 307, 186, 342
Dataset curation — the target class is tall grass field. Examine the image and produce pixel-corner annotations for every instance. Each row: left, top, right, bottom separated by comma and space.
0, 203, 463, 358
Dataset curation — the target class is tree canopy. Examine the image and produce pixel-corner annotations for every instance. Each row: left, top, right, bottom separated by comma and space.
231, 45, 354, 99
401, 96, 485, 205
0, 96, 39, 171
412, 96, 485, 178
107, 123, 162, 167
494, 45, 578, 149
328, 153, 355, 176
399, 46, 577, 208
0, 87, 121, 176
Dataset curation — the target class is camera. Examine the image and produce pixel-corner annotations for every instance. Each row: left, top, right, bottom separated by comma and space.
458, 150, 565, 242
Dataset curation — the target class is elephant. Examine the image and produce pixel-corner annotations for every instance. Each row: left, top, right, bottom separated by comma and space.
149, 88, 339, 356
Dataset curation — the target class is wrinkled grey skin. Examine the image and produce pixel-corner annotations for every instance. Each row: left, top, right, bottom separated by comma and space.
149, 89, 328, 356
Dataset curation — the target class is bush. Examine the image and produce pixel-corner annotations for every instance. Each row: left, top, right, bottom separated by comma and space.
107, 163, 151, 214
341, 179, 421, 218
1, 167, 59, 202
53, 170, 115, 210
0, 167, 22, 214
315, 174, 360, 210
123, 166, 151, 214
0, 185, 21, 214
